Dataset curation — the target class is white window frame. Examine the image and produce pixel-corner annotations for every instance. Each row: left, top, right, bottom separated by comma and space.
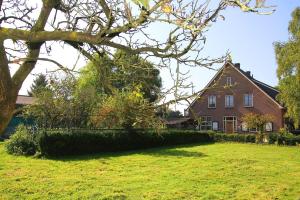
244, 93, 253, 107
225, 95, 234, 108
208, 95, 216, 108
212, 121, 218, 131
265, 122, 273, 132
249, 127, 258, 133
226, 77, 232, 86
199, 116, 212, 131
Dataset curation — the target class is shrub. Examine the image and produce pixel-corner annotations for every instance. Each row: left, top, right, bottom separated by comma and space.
268, 132, 300, 145
90, 87, 162, 129
5, 125, 37, 155
38, 129, 214, 156
12, 128, 300, 157
210, 133, 256, 143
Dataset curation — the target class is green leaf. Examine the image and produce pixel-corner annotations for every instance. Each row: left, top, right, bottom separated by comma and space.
131, 0, 150, 9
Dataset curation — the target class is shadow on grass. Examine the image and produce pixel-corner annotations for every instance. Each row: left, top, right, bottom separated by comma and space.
140, 149, 207, 158
49, 142, 213, 162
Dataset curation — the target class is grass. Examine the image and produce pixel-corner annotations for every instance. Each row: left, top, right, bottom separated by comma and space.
0, 142, 300, 200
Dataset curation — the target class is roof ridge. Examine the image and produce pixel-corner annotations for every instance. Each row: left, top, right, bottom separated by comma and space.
229, 62, 282, 108
251, 79, 279, 92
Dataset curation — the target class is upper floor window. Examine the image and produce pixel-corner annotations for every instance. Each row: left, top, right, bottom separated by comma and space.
208, 95, 216, 108
226, 77, 232, 86
244, 93, 253, 107
225, 95, 234, 108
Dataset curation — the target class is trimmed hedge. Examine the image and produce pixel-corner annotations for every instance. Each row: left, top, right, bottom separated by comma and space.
32, 129, 300, 156
268, 133, 300, 145
39, 129, 214, 156
213, 132, 300, 145
211, 133, 256, 143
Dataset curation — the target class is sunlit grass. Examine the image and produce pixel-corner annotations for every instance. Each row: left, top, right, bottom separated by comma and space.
0, 142, 300, 199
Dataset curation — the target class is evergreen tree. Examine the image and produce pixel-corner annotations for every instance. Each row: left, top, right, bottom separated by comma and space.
27, 74, 48, 96
274, 8, 300, 127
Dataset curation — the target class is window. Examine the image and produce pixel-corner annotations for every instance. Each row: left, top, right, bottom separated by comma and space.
241, 122, 248, 132
250, 127, 258, 132
208, 95, 216, 108
199, 116, 212, 131
225, 95, 234, 108
226, 77, 232, 86
212, 122, 219, 131
244, 94, 253, 107
265, 122, 273, 132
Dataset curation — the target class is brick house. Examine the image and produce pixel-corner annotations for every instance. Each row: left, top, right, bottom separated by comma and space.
185, 61, 284, 133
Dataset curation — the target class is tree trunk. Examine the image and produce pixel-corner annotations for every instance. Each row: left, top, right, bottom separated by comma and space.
0, 93, 17, 135
0, 1, 52, 136
0, 39, 17, 136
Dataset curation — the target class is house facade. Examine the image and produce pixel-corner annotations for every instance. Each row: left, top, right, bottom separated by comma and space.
186, 62, 285, 133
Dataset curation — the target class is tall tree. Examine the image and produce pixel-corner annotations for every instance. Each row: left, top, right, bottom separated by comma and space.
0, 0, 274, 134
274, 8, 300, 128
78, 50, 162, 102
25, 75, 100, 128
27, 74, 48, 96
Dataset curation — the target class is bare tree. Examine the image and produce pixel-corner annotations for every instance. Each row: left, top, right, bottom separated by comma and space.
0, 0, 274, 134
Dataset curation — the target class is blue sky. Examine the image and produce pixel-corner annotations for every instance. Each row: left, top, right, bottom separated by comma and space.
184, 0, 300, 94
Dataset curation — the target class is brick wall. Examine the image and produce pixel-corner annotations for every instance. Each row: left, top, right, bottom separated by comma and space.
188, 63, 284, 132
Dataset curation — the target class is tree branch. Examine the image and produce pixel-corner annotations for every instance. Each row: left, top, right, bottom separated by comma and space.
11, 0, 55, 89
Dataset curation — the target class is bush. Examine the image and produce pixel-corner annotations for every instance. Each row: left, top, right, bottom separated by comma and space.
5, 125, 37, 155
210, 133, 256, 143
268, 132, 300, 145
8, 127, 298, 157
38, 129, 214, 156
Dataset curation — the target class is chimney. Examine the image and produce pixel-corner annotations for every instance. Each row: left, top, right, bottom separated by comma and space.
234, 63, 240, 69
245, 71, 251, 77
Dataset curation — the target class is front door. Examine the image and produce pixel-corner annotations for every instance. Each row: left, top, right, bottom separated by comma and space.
225, 121, 233, 133
223, 116, 237, 133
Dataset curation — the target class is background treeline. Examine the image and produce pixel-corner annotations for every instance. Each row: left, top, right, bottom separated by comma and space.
25, 50, 163, 130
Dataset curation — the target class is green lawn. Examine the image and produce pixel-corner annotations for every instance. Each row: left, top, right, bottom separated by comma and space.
0, 142, 300, 200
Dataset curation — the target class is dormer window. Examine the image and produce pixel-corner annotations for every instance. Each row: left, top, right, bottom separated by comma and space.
226, 77, 232, 86
208, 95, 216, 108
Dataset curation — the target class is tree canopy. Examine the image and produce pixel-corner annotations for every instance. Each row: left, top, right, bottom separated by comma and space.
25, 75, 100, 128
242, 113, 274, 133
78, 50, 162, 102
274, 7, 300, 128
91, 87, 161, 129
